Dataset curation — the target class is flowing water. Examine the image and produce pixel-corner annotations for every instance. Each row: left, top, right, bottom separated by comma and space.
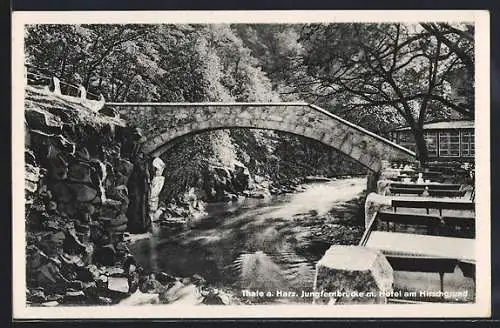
129, 177, 366, 304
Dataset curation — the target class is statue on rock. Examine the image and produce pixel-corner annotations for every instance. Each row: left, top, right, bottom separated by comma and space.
149, 158, 166, 227
152, 157, 166, 176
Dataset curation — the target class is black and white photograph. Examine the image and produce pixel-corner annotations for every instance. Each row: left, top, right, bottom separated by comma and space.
12, 10, 490, 319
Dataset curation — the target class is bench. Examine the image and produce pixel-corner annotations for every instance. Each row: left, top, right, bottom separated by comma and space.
441, 216, 475, 238
377, 211, 475, 238
376, 211, 441, 234
433, 167, 468, 176
392, 199, 475, 216
424, 166, 470, 183
390, 183, 426, 189
427, 189, 467, 198
361, 231, 475, 293
422, 170, 443, 177
400, 170, 417, 175
389, 187, 425, 195
427, 184, 462, 191
386, 256, 459, 295
458, 260, 476, 281
398, 175, 445, 183
386, 256, 458, 274
389, 182, 463, 195
390, 182, 461, 190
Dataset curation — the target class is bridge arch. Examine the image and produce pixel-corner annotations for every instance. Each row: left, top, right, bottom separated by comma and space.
112, 102, 415, 172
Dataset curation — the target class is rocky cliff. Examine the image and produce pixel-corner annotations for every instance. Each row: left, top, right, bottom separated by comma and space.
24, 86, 143, 305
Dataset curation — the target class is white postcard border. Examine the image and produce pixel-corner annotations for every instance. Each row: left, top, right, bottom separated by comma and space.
12, 10, 491, 319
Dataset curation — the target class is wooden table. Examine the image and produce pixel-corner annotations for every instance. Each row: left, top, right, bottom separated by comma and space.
364, 231, 475, 263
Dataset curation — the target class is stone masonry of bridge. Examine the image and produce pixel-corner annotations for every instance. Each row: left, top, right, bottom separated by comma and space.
109, 102, 416, 172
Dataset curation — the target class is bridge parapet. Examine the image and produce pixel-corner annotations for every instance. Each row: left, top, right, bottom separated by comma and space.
109, 102, 416, 172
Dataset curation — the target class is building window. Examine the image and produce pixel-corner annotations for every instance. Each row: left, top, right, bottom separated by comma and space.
439, 130, 460, 157
398, 131, 416, 152
424, 131, 438, 157
461, 129, 475, 157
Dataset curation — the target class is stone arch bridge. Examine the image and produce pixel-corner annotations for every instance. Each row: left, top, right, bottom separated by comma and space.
109, 102, 415, 172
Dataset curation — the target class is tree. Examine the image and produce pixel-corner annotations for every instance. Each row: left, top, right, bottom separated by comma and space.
420, 23, 474, 114
298, 23, 474, 163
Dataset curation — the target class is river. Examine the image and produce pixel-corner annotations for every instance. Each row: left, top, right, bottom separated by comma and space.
128, 177, 366, 304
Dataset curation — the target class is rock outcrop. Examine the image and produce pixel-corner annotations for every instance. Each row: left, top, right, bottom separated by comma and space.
24, 87, 142, 306
313, 245, 394, 304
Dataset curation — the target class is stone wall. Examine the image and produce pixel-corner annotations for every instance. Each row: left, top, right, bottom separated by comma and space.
24, 87, 143, 305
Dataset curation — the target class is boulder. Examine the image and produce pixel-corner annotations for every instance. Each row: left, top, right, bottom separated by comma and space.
36, 262, 63, 285
103, 199, 122, 208
114, 172, 129, 188
67, 162, 94, 183
25, 109, 63, 130
65, 280, 84, 291
75, 147, 90, 161
248, 190, 270, 199
107, 276, 129, 294
75, 222, 90, 234
97, 216, 113, 225
158, 281, 201, 304
140, 276, 164, 294
119, 199, 130, 215
314, 245, 393, 305
45, 294, 64, 302
50, 181, 99, 203
27, 288, 46, 303
98, 296, 114, 305
49, 231, 66, 248
59, 253, 85, 267
106, 267, 125, 276
59, 202, 78, 218
67, 183, 100, 203
114, 241, 130, 254
26, 246, 49, 271
116, 159, 134, 178
25, 163, 41, 193
63, 231, 87, 255
75, 266, 97, 282
156, 272, 177, 286
93, 244, 116, 266
110, 214, 128, 227
111, 224, 128, 232
84, 265, 101, 281
232, 163, 250, 192
63, 290, 87, 304
46, 201, 58, 213
89, 223, 105, 243
49, 181, 72, 203
47, 147, 69, 180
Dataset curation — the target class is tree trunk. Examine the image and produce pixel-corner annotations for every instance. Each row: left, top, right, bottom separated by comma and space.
59, 46, 68, 79
412, 126, 428, 164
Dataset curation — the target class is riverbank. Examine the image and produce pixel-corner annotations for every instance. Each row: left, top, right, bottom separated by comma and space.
153, 174, 367, 230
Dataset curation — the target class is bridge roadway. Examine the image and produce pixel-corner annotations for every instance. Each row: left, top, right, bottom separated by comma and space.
107, 102, 416, 172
